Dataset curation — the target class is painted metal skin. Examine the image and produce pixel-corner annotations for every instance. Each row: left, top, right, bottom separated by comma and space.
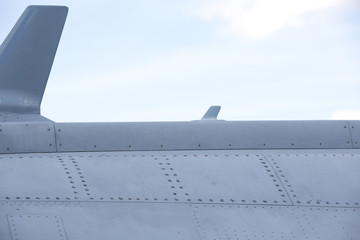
0, 6, 359, 240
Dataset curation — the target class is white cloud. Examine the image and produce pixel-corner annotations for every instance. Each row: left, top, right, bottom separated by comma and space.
331, 110, 360, 120
198, 0, 344, 39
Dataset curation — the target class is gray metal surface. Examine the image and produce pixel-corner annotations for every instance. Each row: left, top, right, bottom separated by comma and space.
1, 201, 359, 240
50, 152, 290, 204
1, 202, 200, 240
190, 204, 360, 240
0, 120, 359, 153
69, 153, 177, 201
0, 122, 56, 154
1, 150, 359, 206
1, 113, 51, 122
0, 150, 359, 239
7, 215, 67, 240
349, 120, 360, 148
0, 153, 76, 201
0, 6, 68, 114
266, 153, 360, 207
0, 120, 358, 154
165, 153, 289, 204
55, 121, 354, 152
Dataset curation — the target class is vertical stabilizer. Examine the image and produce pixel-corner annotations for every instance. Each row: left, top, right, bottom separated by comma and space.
0, 6, 68, 114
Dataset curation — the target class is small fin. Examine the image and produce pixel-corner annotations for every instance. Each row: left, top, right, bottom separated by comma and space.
201, 106, 221, 120
0, 5, 68, 114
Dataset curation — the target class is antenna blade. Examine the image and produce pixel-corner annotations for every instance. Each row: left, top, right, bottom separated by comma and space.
201, 106, 221, 120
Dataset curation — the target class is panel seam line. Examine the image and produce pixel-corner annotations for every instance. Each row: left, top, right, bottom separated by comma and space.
261, 153, 294, 205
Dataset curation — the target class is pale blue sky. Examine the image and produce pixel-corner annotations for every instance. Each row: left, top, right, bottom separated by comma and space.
1, 0, 359, 122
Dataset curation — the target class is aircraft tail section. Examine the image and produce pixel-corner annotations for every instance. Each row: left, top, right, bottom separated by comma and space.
0, 6, 68, 114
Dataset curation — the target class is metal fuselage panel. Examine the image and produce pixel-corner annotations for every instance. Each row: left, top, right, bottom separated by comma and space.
1, 149, 359, 239
1, 120, 359, 154
1, 5, 359, 240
